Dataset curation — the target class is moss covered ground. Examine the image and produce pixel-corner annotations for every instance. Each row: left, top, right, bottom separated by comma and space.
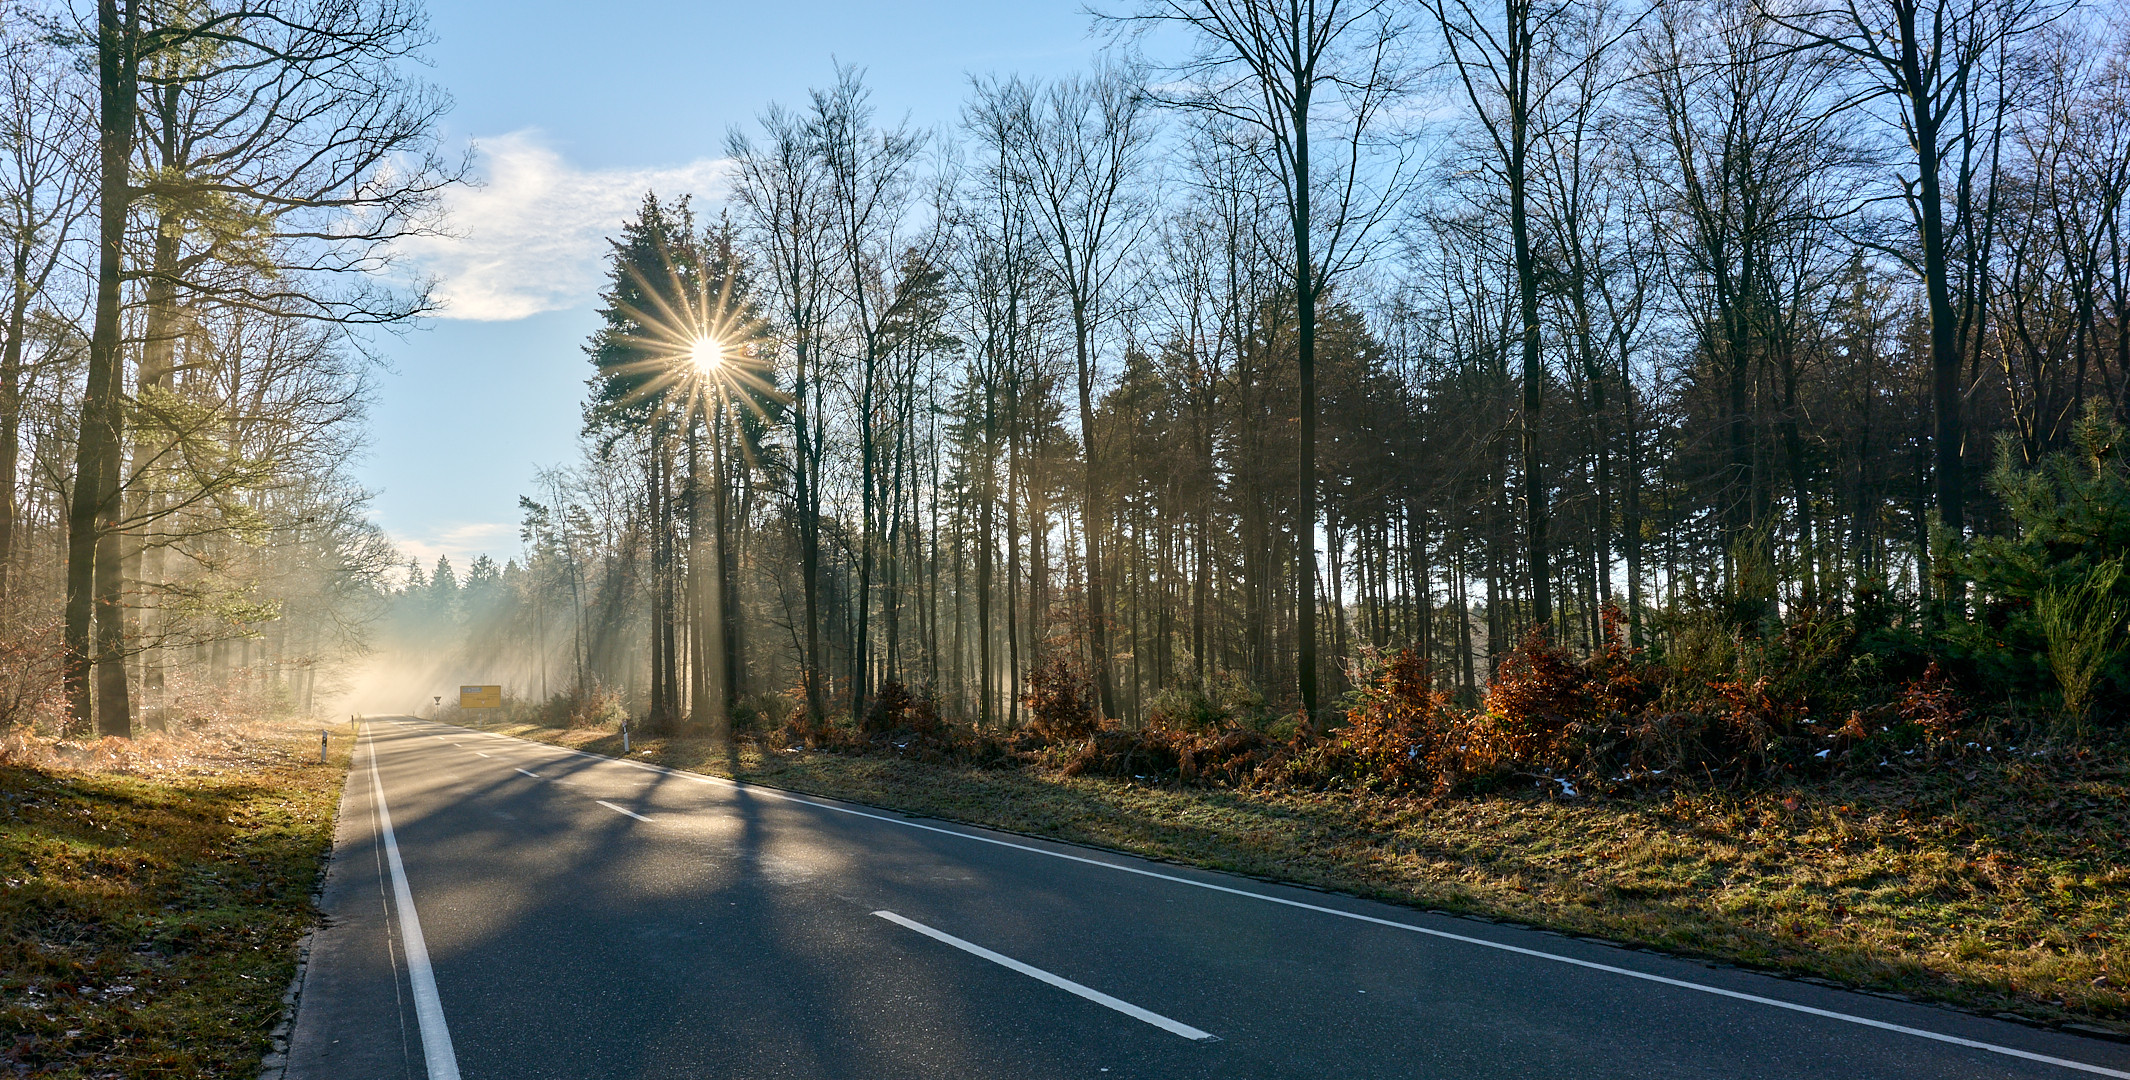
0, 722, 349, 1077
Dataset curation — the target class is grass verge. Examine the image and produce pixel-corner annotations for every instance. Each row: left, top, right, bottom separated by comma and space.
468, 716, 2128, 1040
1, 722, 351, 1078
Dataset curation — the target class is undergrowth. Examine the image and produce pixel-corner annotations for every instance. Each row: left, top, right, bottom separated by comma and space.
0, 721, 347, 1077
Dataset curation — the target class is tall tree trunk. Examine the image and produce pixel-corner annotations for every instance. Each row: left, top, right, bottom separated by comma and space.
1904, 41, 1965, 536
1506, 1, 1550, 635
688, 421, 713, 727
130, 214, 180, 731
1292, 84, 1320, 720
0, 234, 31, 599
66, 0, 138, 737
1005, 429, 1022, 727
978, 406, 995, 727
798, 341, 827, 722
1619, 333, 1644, 643
851, 351, 875, 720
1072, 303, 1117, 719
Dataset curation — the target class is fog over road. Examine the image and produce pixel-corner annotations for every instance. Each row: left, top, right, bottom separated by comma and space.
282, 717, 2130, 1080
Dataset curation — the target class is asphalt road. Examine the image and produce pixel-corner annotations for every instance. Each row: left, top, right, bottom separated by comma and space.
282, 716, 2130, 1080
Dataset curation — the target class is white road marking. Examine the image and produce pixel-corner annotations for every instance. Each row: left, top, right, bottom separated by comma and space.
364, 726, 461, 1080
475, 753, 491, 758
596, 800, 654, 823
423, 717, 2130, 1077
873, 910, 1215, 1042
540, 740, 2130, 1079
515, 768, 540, 779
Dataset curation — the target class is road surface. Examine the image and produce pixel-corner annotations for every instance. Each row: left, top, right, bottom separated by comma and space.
281, 716, 2130, 1079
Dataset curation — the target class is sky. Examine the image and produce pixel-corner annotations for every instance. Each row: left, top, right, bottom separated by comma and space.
362, 0, 1122, 571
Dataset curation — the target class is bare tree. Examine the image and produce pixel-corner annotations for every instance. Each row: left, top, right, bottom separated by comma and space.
728, 103, 836, 724
808, 65, 935, 720
0, 10, 91, 600
64, 0, 453, 736
1632, 0, 1852, 605
1429, 0, 1638, 633
1766, 0, 2067, 537
1114, 0, 1415, 719
984, 64, 1156, 721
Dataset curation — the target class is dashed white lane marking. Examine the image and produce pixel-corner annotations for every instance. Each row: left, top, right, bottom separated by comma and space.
474, 752, 491, 758
873, 910, 1216, 1042
596, 800, 654, 823
420, 718, 2130, 1079
364, 726, 461, 1080
514, 768, 540, 779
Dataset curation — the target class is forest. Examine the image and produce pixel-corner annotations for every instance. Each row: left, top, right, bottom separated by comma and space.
1, 0, 2126, 790
375, 0, 2130, 795
0, 0, 446, 743
8, 2, 2130, 1073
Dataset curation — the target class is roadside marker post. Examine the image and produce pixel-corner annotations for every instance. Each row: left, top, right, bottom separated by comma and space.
320, 729, 328, 763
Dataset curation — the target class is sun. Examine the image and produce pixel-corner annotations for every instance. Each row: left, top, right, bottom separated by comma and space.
689, 337, 724, 371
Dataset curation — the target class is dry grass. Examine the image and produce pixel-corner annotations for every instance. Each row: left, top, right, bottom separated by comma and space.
473, 716, 2129, 1038
0, 721, 349, 1077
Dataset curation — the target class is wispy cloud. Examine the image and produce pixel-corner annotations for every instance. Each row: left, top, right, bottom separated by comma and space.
390, 522, 518, 580
400, 131, 730, 322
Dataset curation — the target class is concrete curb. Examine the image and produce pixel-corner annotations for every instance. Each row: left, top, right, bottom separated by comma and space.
258, 737, 348, 1080
253, 921, 316, 1080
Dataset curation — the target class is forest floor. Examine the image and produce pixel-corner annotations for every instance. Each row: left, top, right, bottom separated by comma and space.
0, 720, 349, 1078
473, 716, 2130, 1040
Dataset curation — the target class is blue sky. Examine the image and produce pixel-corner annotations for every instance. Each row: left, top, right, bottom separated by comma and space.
362, 0, 1118, 570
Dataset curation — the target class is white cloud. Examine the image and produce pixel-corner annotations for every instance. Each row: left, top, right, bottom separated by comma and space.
390, 521, 518, 580
401, 131, 730, 322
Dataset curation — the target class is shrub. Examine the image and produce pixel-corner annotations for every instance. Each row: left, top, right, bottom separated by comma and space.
1024, 655, 1101, 741
1331, 646, 1466, 795
1483, 627, 1593, 766
1958, 402, 2130, 713
0, 615, 65, 735
2034, 560, 2129, 727
1146, 684, 1226, 731
544, 680, 628, 729
1896, 662, 1970, 744
862, 680, 941, 736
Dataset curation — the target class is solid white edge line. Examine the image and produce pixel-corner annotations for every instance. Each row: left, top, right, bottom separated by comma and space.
873, 910, 1215, 1042
365, 725, 461, 1080
432, 720, 2130, 1079
595, 800, 654, 823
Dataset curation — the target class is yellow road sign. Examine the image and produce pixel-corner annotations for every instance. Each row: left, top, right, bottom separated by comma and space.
460, 685, 502, 709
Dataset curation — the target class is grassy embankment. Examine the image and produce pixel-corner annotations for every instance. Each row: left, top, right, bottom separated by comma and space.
468, 714, 2128, 1039
0, 722, 350, 1077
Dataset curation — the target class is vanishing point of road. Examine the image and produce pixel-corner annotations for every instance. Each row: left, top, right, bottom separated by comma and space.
280, 716, 2130, 1079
